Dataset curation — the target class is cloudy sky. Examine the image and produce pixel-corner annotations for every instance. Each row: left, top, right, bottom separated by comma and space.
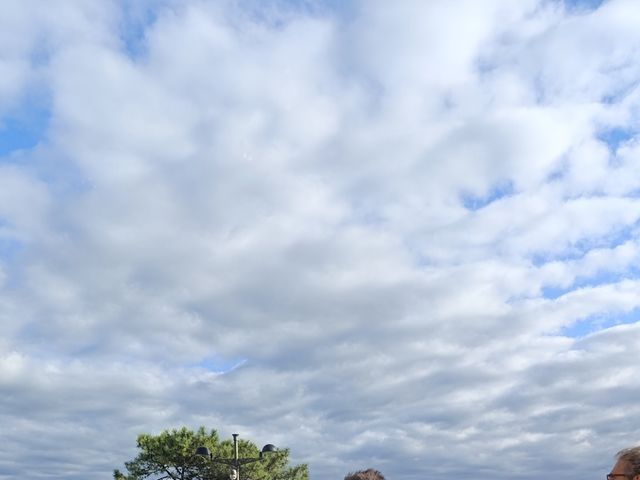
1, 0, 640, 478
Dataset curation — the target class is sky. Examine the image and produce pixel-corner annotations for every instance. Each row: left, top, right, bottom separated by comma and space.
1, 0, 640, 478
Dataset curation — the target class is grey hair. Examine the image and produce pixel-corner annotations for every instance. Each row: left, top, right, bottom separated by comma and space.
344, 469, 385, 480
617, 447, 640, 475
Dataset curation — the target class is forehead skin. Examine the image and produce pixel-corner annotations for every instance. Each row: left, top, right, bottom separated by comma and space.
612, 459, 631, 475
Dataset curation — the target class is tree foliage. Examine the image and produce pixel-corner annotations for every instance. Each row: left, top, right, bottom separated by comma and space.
114, 427, 308, 480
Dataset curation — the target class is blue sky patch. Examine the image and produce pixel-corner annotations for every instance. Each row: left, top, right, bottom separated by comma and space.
562, 0, 605, 12
189, 355, 247, 374
0, 113, 49, 157
598, 127, 635, 152
561, 306, 640, 338
462, 182, 514, 211
0, 236, 24, 268
542, 267, 638, 300
117, 2, 160, 60
0, 104, 49, 158
532, 221, 638, 267
0, 236, 23, 254
234, 0, 357, 29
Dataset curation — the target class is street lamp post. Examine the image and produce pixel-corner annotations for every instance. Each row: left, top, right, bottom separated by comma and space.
195, 433, 277, 480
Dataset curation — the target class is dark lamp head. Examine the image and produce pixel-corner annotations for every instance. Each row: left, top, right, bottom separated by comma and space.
195, 446, 211, 457
260, 444, 277, 458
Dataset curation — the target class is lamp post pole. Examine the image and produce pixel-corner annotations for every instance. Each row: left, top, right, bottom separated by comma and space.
195, 433, 277, 480
231, 433, 240, 479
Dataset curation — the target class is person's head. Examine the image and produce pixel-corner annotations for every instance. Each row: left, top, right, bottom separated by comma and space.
344, 468, 385, 480
609, 447, 640, 480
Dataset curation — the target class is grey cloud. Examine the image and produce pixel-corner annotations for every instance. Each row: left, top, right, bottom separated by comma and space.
1, 1, 640, 479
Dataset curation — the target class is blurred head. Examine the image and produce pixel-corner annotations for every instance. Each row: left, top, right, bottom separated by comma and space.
610, 447, 640, 480
344, 468, 385, 480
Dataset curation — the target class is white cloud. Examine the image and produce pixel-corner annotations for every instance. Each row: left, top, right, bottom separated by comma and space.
0, 165, 50, 240
1, 1, 640, 479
